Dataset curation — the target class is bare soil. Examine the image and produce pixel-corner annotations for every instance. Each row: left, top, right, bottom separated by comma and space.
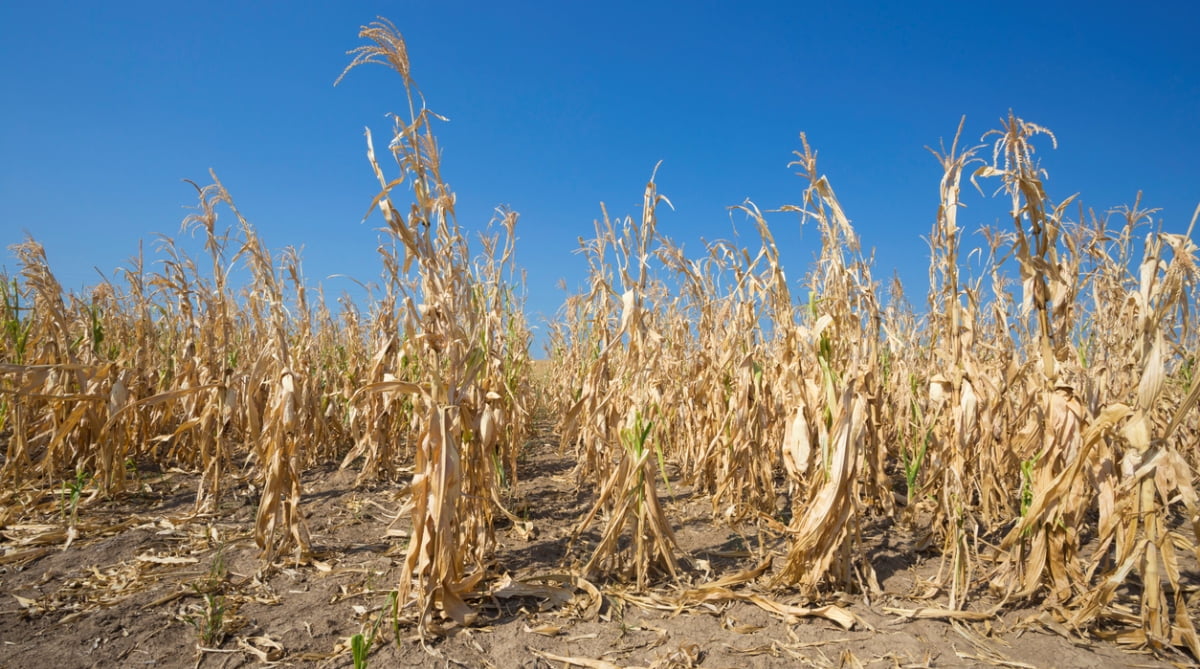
0, 421, 1189, 668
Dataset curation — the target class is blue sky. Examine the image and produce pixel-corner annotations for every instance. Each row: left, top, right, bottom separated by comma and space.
2, 2, 1197, 353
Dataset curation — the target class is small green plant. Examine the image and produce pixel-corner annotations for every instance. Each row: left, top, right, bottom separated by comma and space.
198, 546, 228, 593
123, 458, 144, 492
60, 468, 90, 525
350, 633, 369, 669
900, 375, 932, 505
1180, 355, 1196, 392
191, 547, 229, 647
1073, 330, 1093, 370
1019, 453, 1040, 519
191, 591, 226, 647
901, 427, 931, 505
388, 590, 403, 647
88, 302, 105, 356
491, 447, 509, 492
351, 591, 392, 669
879, 347, 893, 386
620, 411, 659, 504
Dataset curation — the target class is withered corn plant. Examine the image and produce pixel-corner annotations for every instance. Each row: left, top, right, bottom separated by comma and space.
562, 173, 684, 589
771, 134, 884, 595
913, 117, 989, 608
337, 19, 532, 633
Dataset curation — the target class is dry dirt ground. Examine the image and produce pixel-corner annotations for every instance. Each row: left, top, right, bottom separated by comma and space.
0, 421, 1192, 668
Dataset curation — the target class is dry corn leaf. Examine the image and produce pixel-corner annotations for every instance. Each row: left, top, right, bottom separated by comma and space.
529, 648, 625, 669
490, 574, 574, 610
237, 635, 285, 662
523, 623, 562, 637
884, 606, 1000, 622
134, 553, 198, 565
12, 594, 40, 610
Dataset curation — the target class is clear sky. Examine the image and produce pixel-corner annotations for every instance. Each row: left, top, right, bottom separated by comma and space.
3, 1, 1198, 354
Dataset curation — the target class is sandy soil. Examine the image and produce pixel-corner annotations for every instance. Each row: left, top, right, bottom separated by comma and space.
0, 421, 1190, 668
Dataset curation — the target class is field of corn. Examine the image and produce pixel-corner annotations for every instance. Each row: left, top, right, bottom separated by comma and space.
2, 20, 1199, 667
